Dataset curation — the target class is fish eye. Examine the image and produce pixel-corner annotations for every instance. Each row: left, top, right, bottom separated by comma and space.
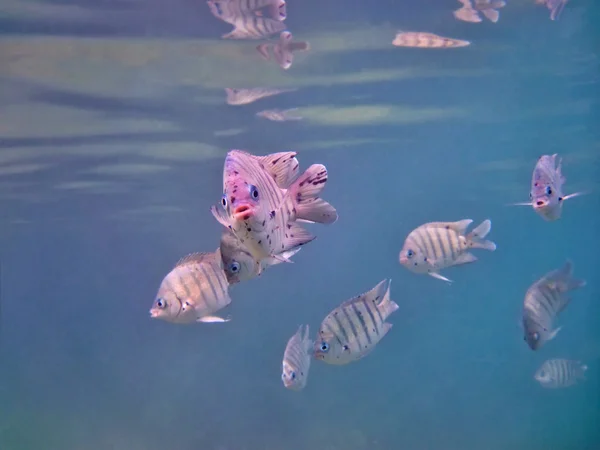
229, 261, 240, 273
545, 186, 553, 195
221, 195, 228, 209
156, 299, 166, 308
290, 371, 296, 380
406, 249, 415, 258
320, 342, 329, 352
249, 184, 259, 200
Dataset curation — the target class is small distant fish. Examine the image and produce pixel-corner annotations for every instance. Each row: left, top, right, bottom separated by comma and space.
208, 0, 286, 22
218, 227, 301, 284
392, 31, 470, 48
256, 31, 310, 70
535, 359, 587, 388
454, 0, 506, 23
535, 0, 569, 20
399, 219, 496, 283
314, 279, 398, 365
211, 150, 337, 269
225, 87, 295, 105
256, 108, 302, 122
522, 260, 585, 351
511, 154, 584, 221
149, 252, 232, 324
282, 325, 313, 391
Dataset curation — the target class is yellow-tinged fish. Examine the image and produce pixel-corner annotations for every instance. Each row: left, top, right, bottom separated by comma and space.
225, 87, 296, 105
314, 279, 398, 366
511, 154, 584, 221
210, 150, 337, 270
218, 227, 301, 284
281, 325, 313, 391
256, 108, 302, 122
522, 260, 585, 351
149, 252, 232, 324
535, 359, 588, 388
256, 31, 310, 70
392, 31, 470, 48
399, 219, 496, 282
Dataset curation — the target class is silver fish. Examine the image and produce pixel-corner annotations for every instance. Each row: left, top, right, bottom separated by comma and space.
535, 359, 587, 388
208, 0, 286, 22
218, 227, 300, 284
392, 31, 470, 48
210, 150, 337, 269
256, 31, 310, 70
535, 0, 568, 20
399, 219, 496, 283
225, 87, 295, 105
314, 279, 398, 366
256, 108, 302, 122
522, 260, 585, 351
454, 0, 505, 23
512, 154, 584, 221
281, 325, 313, 391
149, 252, 232, 324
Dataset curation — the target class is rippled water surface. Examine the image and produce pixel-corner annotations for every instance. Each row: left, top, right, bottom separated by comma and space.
1, 0, 599, 449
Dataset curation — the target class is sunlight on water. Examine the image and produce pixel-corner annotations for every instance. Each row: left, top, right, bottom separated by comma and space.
0, 0, 598, 449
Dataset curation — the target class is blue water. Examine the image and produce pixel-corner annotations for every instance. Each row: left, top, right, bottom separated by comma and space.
1, 0, 599, 449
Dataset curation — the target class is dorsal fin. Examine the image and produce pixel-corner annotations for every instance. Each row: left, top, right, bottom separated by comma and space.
256, 151, 299, 188
339, 279, 389, 308
175, 252, 213, 268
422, 219, 473, 235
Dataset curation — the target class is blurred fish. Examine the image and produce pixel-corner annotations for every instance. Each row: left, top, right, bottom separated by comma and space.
218, 227, 301, 284
314, 279, 398, 365
454, 0, 505, 23
150, 252, 232, 324
281, 324, 313, 390
256, 108, 302, 122
392, 31, 470, 48
256, 31, 310, 70
399, 219, 496, 282
535, 359, 587, 388
535, 0, 568, 20
522, 260, 585, 351
511, 154, 584, 221
208, 0, 286, 22
211, 150, 337, 269
225, 87, 295, 105
222, 15, 287, 39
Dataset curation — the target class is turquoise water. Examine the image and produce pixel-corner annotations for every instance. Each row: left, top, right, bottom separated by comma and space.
1, 0, 599, 449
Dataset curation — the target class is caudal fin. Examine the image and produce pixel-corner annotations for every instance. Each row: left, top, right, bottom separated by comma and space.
466, 219, 496, 251
290, 164, 338, 224
546, 260, 586, 293
482, 8, 500, 22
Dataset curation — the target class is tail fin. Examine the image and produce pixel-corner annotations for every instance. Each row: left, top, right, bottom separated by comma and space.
548, 0, 566, 20
482, 8, 500, 22
289, 41, 310, 52
289, 164, 338, 224
546, 260, 586, 293
378, 279, 399, 317
466, 219, 496, 251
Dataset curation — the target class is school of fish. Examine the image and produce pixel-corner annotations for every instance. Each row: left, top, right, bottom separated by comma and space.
148, 0, 589, 394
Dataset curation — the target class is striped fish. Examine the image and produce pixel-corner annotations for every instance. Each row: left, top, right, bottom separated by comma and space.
511, 154, 584, 222
222, 15, 287, 40
454, 0, 505, 23
399, 219, 496, 283
211, 150, 337, 270
208, 0, 286, 22
392, 32, 470, 48
218, 227, 301, 284
224, 87, 295, 106
314, 279, 398, 366
281, 325, 313, 391
149, 252, 232, 324
535, 359, 588, 388
257, 31, 310, 70
522, 260, 585, 351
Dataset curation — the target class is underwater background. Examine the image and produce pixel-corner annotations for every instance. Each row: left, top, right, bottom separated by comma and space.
0, 0, 599, 449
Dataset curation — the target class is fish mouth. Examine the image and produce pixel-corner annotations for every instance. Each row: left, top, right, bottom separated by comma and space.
149, 309, 159, 318
232, 204, 254, 221
533, 200, 547, 209
399, 255, 408, 264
